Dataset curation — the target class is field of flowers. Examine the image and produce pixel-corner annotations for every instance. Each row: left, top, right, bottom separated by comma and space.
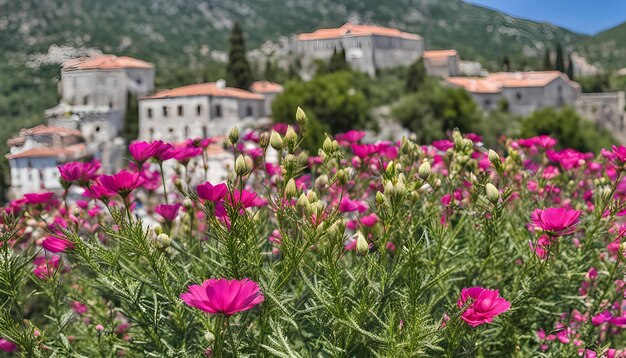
1, 108, 626, 357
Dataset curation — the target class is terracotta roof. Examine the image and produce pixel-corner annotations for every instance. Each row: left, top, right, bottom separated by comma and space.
250, 81, 284, 94
297, 23, 421, 41
20, 125, 82, 137
143, 83, 264, 100
63, 55, 153, 70
445, 71, 580, 94
423, 50, 458, 59
6, 144, 87, 159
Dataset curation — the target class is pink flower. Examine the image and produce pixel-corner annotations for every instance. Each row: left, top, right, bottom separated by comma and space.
0, 338, 16, 353
197, 182, 228, 202
361, 213, 379, 227
129, 141, 159, 163
83, 183, 115, 201
457, 287, 510, 327
33, 255, 60, 280
58, 161, 99, 184
152, 141, 176, 162
612, 145, 626, 164
531, 208, 581, 236
174, 146, 203, 164
432, 139, 455, 152
351, 143, 378, 159
99, 170, 143, 197
180, 278, 264, 316
336, 130, 366, 144
71, 301, 88, 315
24, 192, 54, 205
155, 203, 182, 221
41, 236, 74, 253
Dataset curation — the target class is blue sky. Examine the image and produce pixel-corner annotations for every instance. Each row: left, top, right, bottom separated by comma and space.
466, 0, 626, 35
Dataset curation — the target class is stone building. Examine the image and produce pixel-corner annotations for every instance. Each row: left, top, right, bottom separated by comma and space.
294, 23, 424, 79
575, 91, 626, 142
423, 50, 460, 78
5, 125, 90, 198
446, 71, 580, 116
138, 80, 270, 142
250, 81, 284, 117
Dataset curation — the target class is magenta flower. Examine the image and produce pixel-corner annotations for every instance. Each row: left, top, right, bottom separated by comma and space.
351, 143, 378, 159
531, 207, 581, 236
129, 141, 159, 163
180, 278, 264, 316
432, 139, 455, 152
41, 236, 74, 253
0, 338, 16, 353
152, 141, 176, 162
197, 182, 228, 202
71, 301, 88, 315
99, 170, 143, 197
173, 146, 203, 164
457, 287, 510, 327
83, 183, 116, 201
58, 161, 99, 184
155, 203, 182, 221
24, 192, 54, 205
33, 255, 60, 280
339, 198, 368, 213
612, 145, 626, 164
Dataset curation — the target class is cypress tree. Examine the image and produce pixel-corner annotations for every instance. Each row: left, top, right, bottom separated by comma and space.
405, 58, 426, 92
124, 92, 139, 140
567, 54, 575, 80
263, 58, 276, 81
226, 22, 253, 89
326, 46, 349, 73
543, 47, 552, 70
555, 42, 565, 73
502, 55, 511, 71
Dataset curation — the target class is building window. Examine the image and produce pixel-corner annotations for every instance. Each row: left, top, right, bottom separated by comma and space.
484, 99, 491, 107
147, 108, 153, 118
109, 100, 114, 108
197, 105, 202, 116
246, 106, 253, 117
516, 92, 522, 101
202, 126, 207, 138
215, 104, 222, 118
149, 128, 154, 140
163, 106, 169, 117
83, 95, 89, 105
184, 126, 189, 137
169, 128, 174, 133
95, 126, 100, 132
178, 105, 184, 116
136, 78, 142, 85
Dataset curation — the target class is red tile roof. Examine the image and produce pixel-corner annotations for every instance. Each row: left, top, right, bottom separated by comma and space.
6, 144, 87, 159
297, 23, 421, 41
143, 83, 264, 100
63, 55, 153, 70
446, 71, 580, 94
250, 81, 284, 93
20, 125, 82, 137
423, 50, 458, 59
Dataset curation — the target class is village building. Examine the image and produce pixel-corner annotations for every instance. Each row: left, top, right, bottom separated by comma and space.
574, 91, 626, 142
423, 50, 460, 78
138, 80, 273, 142
5, 125, 90, 198
250, 81, 284, 117
294, 23, 424, 79
446, 71, 581, 116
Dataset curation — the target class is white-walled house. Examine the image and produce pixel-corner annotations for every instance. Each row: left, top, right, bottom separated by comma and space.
423, 50, 460, 78
250, 81, 284, 117
294, 23, 424, 79
138, 81, 270, 142
446, 71, 581, 116
5, 125, 90, 198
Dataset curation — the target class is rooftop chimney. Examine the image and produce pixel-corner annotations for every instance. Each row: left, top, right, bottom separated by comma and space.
216, 79, 226, 89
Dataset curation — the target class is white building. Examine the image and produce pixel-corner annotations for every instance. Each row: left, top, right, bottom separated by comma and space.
250, 81, 284, 117
138, 81, 272, 142
423, 50, 460, 78
294, 23, 424, 79
446, 71, 581, 116
5, 125, 90, 198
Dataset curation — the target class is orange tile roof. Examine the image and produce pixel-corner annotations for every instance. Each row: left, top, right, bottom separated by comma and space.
20, 125, 82, 137
143, 83, 264, 100
446, 71, 580, 94
423, 50, 458, 59
63, 55, 153, 70
250, 81, 284, 93
297, 23, 421, 41
6, 144, 87, 159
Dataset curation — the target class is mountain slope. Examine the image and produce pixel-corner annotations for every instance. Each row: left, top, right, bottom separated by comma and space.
577, 22, 626, 71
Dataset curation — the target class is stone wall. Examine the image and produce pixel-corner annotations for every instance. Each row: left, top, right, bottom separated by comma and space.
575, 91, 626, 142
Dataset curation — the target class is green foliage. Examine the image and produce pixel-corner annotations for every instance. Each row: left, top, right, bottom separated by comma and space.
226, 23, 253, 89
321, 47, 349, 75
392, 80, 482, 143
543, 47, 552, 70
567, 54, 575, 80
519, 106, 615, 152
555, 42, 565, 73
405, 58, 426, 93
123, 93, 139, 141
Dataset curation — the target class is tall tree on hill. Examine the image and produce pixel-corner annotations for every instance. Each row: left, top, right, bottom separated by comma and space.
326, 46, 349, 73
405, 58, 426, 92
543, 47, 552, 70
263, 58, 276, 81
567, 54, 575, 80
124, 92, 139, 140
555, 42, 565, 73
501, 55, 511, 71
226, 22, 253, 89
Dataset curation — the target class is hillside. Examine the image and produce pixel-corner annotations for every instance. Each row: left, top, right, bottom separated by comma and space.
0, 0, 608, 162
577, 22, 626, 71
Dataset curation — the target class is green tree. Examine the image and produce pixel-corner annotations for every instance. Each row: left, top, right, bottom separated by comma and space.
123, 92, 139, 140
519, 106, 614, 152
405, 58, 426, 93
392, 80, 482, 143
543, 47, 552, 70
271, 71, 371, 150
555, 42, 565, 73
566, 54, 575, 80
226, 23, 253, 89
501, 55, 511, 71
323, 46, 349, 74
263, 58, 276, 81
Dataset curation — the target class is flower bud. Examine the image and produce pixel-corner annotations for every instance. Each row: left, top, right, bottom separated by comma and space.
418, 160, 431, 180
323, 137, 334, 154
234, 155, 250, 176
156, 233, 171, 248
356, 232, 369, 255
296, 193, 310, 212
306, 190, 318, 203
295, 106, 308, 125
337, 169, 349, 185
376, 191, 386, 205
228, 126, 239, 144
385, 161, 395, 176
488, 149, 500, 165
270, 131, 283, 151
259, 132, 270, 149
315, 174, 329, 189
284, 125, 298, 153
284, 178, 297, 198
183, 198, 193, 209
485, 183, 500, 203
205, 331, 216, 343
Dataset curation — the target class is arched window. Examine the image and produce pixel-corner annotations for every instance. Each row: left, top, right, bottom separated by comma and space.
215, 104, 222, 118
